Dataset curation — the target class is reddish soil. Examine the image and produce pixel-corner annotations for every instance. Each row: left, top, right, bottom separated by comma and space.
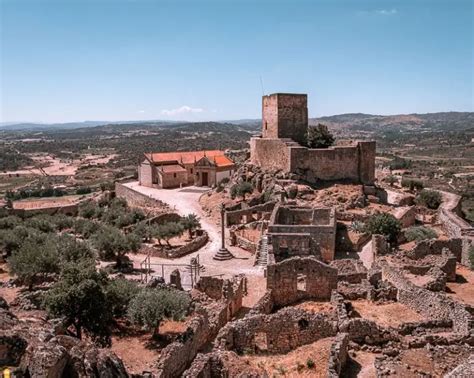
12, 194, 87, 210
350, 300, 425, 328
294, 301, 335, 315
344, 351, 377, 378
242, 337, 334, 377
446, 264, 474, 306
111, 319, 188, 375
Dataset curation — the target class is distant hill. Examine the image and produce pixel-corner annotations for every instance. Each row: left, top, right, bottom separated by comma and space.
310, 112, 474, 133
2, 112, 472, 133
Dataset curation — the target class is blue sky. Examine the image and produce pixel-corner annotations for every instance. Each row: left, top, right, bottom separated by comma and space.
1, 0, 472, 123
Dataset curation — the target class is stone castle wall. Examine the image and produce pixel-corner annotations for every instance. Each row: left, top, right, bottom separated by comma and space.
251, 138, 376, 184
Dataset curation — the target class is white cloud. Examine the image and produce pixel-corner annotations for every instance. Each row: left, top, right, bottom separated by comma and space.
161, 105, 204, 116
137, 110, 145, 114
357, 8, 398, 16
375, 9, 398, 15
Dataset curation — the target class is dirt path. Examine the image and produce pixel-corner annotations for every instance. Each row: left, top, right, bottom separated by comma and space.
124, 182, 263, 284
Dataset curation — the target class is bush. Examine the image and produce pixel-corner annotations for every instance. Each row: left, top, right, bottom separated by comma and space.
389, 157, 412, 170
106, 278, 141, 317
306, 358, 315, 369
230, 181, 253, 200
78, 201, 101, 219
24, 215, 56, 233
305, 123, 335, 148
385, 175, 397, 186
469, 246, 474, 270
127, 288, 191, 339
0, 216, 22, 230
364, 213, 401, 244
415, 189, 442, 209
76, 186, 92, 195
401, 177, 424, 191
404, 226, 438, 242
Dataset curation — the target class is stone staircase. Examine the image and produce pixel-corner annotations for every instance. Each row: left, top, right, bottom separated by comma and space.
255, 235, 269, 266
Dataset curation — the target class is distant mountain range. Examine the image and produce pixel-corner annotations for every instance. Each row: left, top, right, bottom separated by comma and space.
310, 112, 474, 133
2, 112, 472, 132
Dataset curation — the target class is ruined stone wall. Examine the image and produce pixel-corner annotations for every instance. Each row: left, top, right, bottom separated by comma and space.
115, 183, 169, 209
327, 333, 349, 378
266, 257, 338, 307
406, 239, 463, 262
156, 276, 245, 377
225, 201, 276, 226
214, 307, 337, 355
438, 207, 474, 267
381, 264, 474, 334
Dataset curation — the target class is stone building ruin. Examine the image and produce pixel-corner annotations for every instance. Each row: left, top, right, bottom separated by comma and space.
267, 203, 336, 262
250, 93, 376, 184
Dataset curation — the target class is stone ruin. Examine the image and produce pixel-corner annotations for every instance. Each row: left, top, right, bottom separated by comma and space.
267, 203, 336, 262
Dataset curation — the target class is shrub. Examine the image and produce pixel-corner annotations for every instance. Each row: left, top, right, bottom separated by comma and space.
306, 358, 315, 369
401, 177, 424, 191
415, 189, 442, 209
404, 226, 438, 242
389, 157, 412, 170
106, 278, 141, 317
78, 201, 101, 219
24, 215, 56, 233
230, 181, 253, 200
469, 246, 474, 270
181, 214, 201, 239
76, 186, 92, 195
385, 175, 397, 186
305, 123, 335, 148
364, 213, 401, 244
127, 288, 191, 339
0, 216, 22, 230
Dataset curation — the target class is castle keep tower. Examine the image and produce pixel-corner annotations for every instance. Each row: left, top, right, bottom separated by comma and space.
251, 92, 376, 185
262, 93, 308, 145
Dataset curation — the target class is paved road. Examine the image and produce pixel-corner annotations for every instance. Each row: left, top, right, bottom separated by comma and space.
123, 182, 263, 285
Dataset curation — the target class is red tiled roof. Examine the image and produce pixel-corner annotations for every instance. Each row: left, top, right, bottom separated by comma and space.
159, 164, 187, 173
212, 155, 235, 167
145, 150, 225, 165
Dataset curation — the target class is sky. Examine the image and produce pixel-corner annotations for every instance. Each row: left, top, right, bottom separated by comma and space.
0, 0, 473, 123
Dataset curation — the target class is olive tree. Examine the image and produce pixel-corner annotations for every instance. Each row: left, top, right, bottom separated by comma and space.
44, 260, 112, 346
127, 288, 191, 339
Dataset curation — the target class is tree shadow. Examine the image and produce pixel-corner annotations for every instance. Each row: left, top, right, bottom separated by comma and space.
341, 357, 362, 378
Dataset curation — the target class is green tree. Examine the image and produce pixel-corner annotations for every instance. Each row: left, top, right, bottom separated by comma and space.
44, 260, 112, 345
127, 288, 191, 339
153, 222, 184, 247
106, 278, 141, 317
364, 213, 401, 244
91, 226, 141, 268
8, 235, 61, 289
385, 175, 397, 187
231, 181, 253, 201
415, 189, 442, 209
305, 123, 335, 148
181, 214, 201, 240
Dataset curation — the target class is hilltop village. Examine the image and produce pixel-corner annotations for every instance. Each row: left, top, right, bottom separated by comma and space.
1, 93, 474, 377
